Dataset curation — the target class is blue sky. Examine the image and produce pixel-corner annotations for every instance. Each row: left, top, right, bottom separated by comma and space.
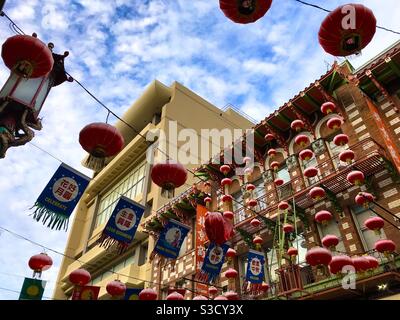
0, 0, 399, 299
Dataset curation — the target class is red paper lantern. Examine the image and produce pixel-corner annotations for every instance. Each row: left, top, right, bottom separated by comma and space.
244, 167, 253, 176
291, 119, 305, 132
375, 239, 396, 256
28, 253, 53, 273
329, 255, 353, 275
274, 178, 284, 186
365, 217, 384, 235
347, 170, 365, 186
221, 178, 233, 187
309, 187, 326, 201
223, 211, 234, 220
69, 268, 91, 286
322, 235, 339, 250
304, 167, 318, 178
283, 223, 294, 234
355, 192, 374, 208
151, 161, 188, 198
295, 134, 310, 148
270, 161, 279, 171
243, 156, 252, 164
333, 134, 349, 146
260, 282, 269, 292
365, 256, 379, 270
79, 122, 125, 171
318, 4, 376, 57
250, 218, 261, 228
214, 295, 228, 300
299, 149, 314, 162
222, 194, 233, 203
226, 248, 237, 259
139, 288, 158, 300
264, 133, 275, 141
220, 164, 231, 175
268, 148, 277, 157
315, 210, 333, 225
106, 280, 126, 297
306, 247, 332, 267
321, 102, 336, 115
253, 235, 263, 245
219, 0, 273, 24
208, 286, 218, 295
352, 256, 370, 273
167, 291, 184, 300
193, 295, 208, 300
327, 117, 343, 130
204, 197, 212, 204
224, 291, 239, 300
205, 212, 231, 245
246, 183, 256, 191
247, 199, 258, 207
1, 34, 54, 78
278, 201, 289, 211
225, 268, 238, 279
339, 149, 355, 164
287, 247, 298, 262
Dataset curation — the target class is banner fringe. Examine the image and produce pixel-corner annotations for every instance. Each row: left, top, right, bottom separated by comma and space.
31, 202, 68, 231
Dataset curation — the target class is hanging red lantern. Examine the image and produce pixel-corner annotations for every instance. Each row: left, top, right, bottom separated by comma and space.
322, 235, 339, 250
1, 34, 54, 78
327, 117, 343, 130
274, 177, 284, 186
106, 280, 126, 298
79, 122, 125, 171
224, 291, 239, 300
295, 134, 310, 148
346, 170, 365, 186
333, 134, 349, 146
222, 194, 233, 203
365, 256, 379, 270
223, 210, 234, 220
315, 210, 333, 226
69, 268, 91, 286
246, 183, 256, 191
28, 253, 53, 276
225, 268, 238, 279
214, 295, 228, 300
264, 133, 275, 141
270, 161, 279, 171
278, 201, 289, 211
339, 149, 355, 164
151, 161, 188, 198
250, 218, 261, 228
260, 282, 269, 292
247, 198, 258, 207
244, 167, 253, 176
355, 192, 374, 208
291, 119, 305, 132
253, 235, 263, 245
208, 286, 218, 296
193, 295, 208, 300
364, 216, 384, 235
243, 156, 252, 164
306, 247, 332, 267
268, 148, 277, 158
375, 239, 396, 256
220, 164, 231, 175
318, 4, 376, 57
219, 0, 273, 24
352, 256, 370, 273
139, 288, 158, 300
287, 247, 298, 263
304, 167, 318, 178
329, 255, 353, 275
205, 212, 230, 245
221, 177, 233, 187
299, 149, 314, 162
167, 291, 184, 300
283, 223, 294, 234
226, 248, 236, 261
204, 197, 212, 204
321, 102, 336, 115
309, 187, 326, 201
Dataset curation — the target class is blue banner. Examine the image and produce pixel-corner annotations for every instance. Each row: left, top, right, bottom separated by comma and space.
200, 242, 229, 283
245, 249, 265, 284
124, 288, 141, 300
154, 219, 190, 259
99, 196, 145, 251
32, 163, 91, 230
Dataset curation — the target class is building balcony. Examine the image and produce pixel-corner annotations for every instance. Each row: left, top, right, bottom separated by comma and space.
233, 137, 389, 235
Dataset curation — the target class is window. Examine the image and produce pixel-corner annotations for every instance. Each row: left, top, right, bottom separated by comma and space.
94, 161, 146, 229
138, 242, 148, 266
352, 206, 387, 251
232, 190, 246, 223
301, 156, 319, 186
326, 132, 348, 169
266, 249, 279, 284
317, 218, 346, 253
253, 178, 267, 212
276, 164, 292, 200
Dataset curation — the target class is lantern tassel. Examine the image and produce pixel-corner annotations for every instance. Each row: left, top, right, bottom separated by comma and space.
84, 155, 106, 172
31, 202, 69, 231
